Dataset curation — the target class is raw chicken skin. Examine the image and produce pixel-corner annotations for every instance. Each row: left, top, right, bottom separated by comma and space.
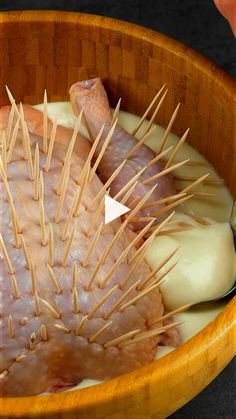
70, 78, 176, 228
0, 113, 165, 396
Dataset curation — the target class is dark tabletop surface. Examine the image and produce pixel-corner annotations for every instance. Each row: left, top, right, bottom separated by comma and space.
0, 1, 235, 418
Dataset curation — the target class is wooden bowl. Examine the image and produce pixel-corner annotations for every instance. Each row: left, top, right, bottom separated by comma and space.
0, 11, 235, 419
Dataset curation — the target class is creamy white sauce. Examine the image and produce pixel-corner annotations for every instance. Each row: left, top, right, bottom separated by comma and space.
34, 102, 235, 391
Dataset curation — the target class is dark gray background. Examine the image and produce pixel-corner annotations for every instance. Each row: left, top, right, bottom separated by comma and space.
0, 1, 235, 418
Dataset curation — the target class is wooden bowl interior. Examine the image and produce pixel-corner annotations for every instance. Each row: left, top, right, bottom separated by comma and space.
0, 11, 235, 419
0, 11, 235, 194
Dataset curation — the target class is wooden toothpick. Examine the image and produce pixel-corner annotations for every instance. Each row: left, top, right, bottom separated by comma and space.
33, 143, 40, 200
44, 119, 57, 172
131, 84, 166, 136
0, 233, 14, 274
157, 103, 180, 153
43, 90, 48, 153
48, 223, 54, 267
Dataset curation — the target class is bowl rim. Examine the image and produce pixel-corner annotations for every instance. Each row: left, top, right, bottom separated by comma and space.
0, 10, 236, 417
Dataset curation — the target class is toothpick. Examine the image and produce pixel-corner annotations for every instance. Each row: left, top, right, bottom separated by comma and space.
119, 181, 138, 205
165, 128, 190, 168
123, 184, 158, 226
0, 156, 19, 224
156, 263, 180, 289
179, 174, 209, 195
29, 332, 36, 350
104, 329, 140, 349
11, 275, 20, 300
75, 315, 88, 336
54, 323, 70, 333
119, 280, 163, 313
73, 163, 90, 216
129, 211, 174, 264
99, 219, 155, 289
0, 152, 21, 245
0, 233, 14, 274
8, 315, 14, 338
54, 163, 70, 223
82, 222, 103, 267
40, 297, 61, 319
72, 261, 78, 289
190, 192, 216, 200
43, 90, 48, 153
89, 321, 112, 343
20, 317, 28, 326
0, 370, 8, 379
104, 279, 141, 320
176, 221, 194, 228
145, 146, 174, 170
48, 223, 54, 267
113, 165, 147, 201
151, 194, 193, 218
47, 264, 62, 294
5, 104, 15, 149
111, 98, 121, 125
34, 291, 41, 316
85, 243, 109, 290
157, 225, 193, 236
39, 172, 47, 245
23, 121, 34, 180
140, 90, 169, 140
138, 246, 180, 290
142, 158, 189, 185
6, 117, 20, 163
61, 189, 78, 241
174, 175, 223, 185
1, 132, 7, 173
77, 123, 105, 185
128, 225, 167, 265
182, 211, 211, 226
185, 160, 209, 168
11, 274, 20, 299
33, 143, 40, 200
15, 354, 26, 362
126, 126, 157, 159
5, 86, 19, 116
131, 216, 155, 223
89, 119, 118, 182
57, 110, 83, 195
119, 321, 183, 348
61, 163, 90, 240
88, 285, 118, 319
61, 222, 76, 267
139, 222, 189, 237
158, 103, 180, 153
30, 260, 36, 295
20, 235, 31, 269
40, 324, 48, 341
101, 185, 158, 267
10, 206, 21, 249
119, 247, 147, 289
150, 303, 192, 327
131, 84, 166, 136
87, 159, 127, 211
19, 103, 28, 160
44, 119, 57, 172
0, 156, 22, 243
143, 192, 186, 210
85, 198, 105, 238
72, 287, 79, 314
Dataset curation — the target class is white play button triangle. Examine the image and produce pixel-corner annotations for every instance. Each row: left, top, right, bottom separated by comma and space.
105, 195, 130, 224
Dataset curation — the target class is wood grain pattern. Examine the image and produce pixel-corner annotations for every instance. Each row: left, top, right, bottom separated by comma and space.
0, 10, 235, 419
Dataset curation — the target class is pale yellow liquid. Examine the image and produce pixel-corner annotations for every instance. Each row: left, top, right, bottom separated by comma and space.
34, 102, 235, 391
